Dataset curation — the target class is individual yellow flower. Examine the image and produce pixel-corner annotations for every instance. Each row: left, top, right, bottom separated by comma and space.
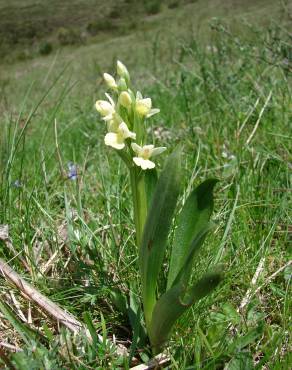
105, 122, 136, 150
95, 93, 115, 121
135, 91, 160, 118
131, 143, 166, 170
103, 73, 118, 90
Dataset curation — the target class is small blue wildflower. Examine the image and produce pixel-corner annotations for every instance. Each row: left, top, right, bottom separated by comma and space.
67, 162, 77, 180
12, 179, 22, 188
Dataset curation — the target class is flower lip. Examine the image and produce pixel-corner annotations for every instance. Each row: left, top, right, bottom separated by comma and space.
133, 157, 155, 170
105, 132, 125, 150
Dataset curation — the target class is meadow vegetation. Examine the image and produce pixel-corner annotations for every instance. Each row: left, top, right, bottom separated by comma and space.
0, 0, 291, 368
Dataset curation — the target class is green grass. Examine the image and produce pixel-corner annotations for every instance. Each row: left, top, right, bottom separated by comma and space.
0, 0, 291, 368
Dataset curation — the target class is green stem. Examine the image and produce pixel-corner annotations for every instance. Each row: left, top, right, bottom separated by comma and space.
130, 167, 147, 248
130, 168, 140, 245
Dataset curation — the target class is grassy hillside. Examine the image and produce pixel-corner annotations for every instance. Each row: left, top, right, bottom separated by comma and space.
0, 0, 289, 111
0, 0, 291, 369
0, 0, 288, 62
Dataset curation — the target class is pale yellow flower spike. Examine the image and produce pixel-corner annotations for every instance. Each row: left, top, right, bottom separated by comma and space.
105, 122, 136, 150
131, 143, 166, 170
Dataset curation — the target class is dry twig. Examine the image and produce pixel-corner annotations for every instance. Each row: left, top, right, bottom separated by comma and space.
0, 226, 171, 367
0, 257, 83, 333
245, 90, 272, 146
239, 256, 266, 311
0, 226, 128, 357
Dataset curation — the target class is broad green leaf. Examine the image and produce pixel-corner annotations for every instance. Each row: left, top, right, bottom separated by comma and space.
149, 271, 222, 353
171, 222, 215, 288
140, 148, 182, 329
182, 271, 222, 305
167, 179, 218, 289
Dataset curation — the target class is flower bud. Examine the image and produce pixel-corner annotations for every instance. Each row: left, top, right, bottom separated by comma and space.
117, 77, 128, 91
103, 73, 117, 90
95, 100, 114, 117
119, 91, 132, 108
117, 60, 130, 82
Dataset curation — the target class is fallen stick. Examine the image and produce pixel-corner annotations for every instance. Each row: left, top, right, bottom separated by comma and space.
0, 257, 127, 357
245, 90, 272, 146
0, 227, 169, 367
251, 259, 292, 298
0, 224, 127, 356
228, 258, 292, 337
0, 342, 22, 352
0, 257, 83, 333
239, 256, 266, 311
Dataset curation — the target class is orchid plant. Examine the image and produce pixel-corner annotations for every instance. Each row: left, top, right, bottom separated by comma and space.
95, 61, 222, 355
